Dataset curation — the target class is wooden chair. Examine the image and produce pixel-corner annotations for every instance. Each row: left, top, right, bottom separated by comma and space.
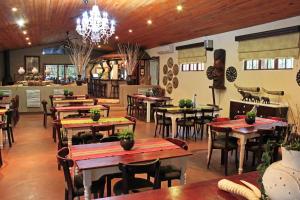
49, 95, 54, 107
127, 95, 134, 116
176, 109, 197, 140
0, 122, 3, 167
148, 138, 188, 187
154, 108, 171, 138
234, 115, 246, 119
57, 147, 105, 199
195, 108, 215, 140
110, 81, 119, 98
207, 126, 238, 176
102, 104, 110, 117
41, 100, 52, 128
125, 115, 137, 132
113, 159, 161, 195
2, 109, 14, 147
80, 125, 114, 144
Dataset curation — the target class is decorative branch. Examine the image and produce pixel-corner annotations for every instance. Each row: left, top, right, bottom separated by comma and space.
65, 35, 94, 77
118, 43, 143, 76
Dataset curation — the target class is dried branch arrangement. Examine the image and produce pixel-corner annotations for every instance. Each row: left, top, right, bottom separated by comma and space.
118, 43, 142, 75
65, 36, 94, 77
288, 103, 300, 134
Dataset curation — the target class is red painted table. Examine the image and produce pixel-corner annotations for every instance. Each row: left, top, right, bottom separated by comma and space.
71, 138, 192, 200
208, 118, 287, 174
97, 172, 259, 200
55, 105, 108, 119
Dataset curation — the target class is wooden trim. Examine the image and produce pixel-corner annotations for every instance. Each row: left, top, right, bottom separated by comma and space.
175, 42, 204, 50
235, 25, 300, 41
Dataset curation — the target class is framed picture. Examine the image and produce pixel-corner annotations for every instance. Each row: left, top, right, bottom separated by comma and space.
25, 56, 40, 72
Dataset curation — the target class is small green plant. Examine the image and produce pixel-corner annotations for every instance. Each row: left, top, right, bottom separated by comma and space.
118, 129, 134, 140
282, 133, 300, 151
68, 91, 74, 96
64, 89, 69, 96
179, 99, 186, 108
185, 99, 193, 108
246, 111, 256, 118
0, 91, 4, 97
89, 108, 100, 115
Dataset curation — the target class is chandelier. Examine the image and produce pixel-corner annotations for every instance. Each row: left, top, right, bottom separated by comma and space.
76, 1, 116, 44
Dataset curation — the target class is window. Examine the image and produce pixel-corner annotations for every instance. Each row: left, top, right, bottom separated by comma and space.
181, 63, 205, 72
244, 57, 294, 70
45, 64, 77, 82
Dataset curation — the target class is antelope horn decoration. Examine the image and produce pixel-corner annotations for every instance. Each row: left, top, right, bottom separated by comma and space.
261, 87, 284, 96
234, 83, 260, 93
218, 179, 261, 200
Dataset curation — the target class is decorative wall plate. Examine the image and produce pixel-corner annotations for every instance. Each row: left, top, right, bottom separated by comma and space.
166, 82, 173, 94
167, 57, 173, 68
167, 70, 173, 81
172, 77, 179, 88
226, 66, 237, 82
173, 64, 179, 75
206, 66, 214, 80
163, 64, 168, 74
163, 76, 168, 85
297, 70, 300, 86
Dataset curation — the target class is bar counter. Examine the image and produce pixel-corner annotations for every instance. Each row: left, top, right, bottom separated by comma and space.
0, 84, 87, 113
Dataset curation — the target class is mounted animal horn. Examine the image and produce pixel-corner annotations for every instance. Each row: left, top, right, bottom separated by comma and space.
234, 83, 260, 92
261, 88, 284, 96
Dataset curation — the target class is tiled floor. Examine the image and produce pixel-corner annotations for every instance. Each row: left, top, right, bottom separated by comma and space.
0, 111, 256, 200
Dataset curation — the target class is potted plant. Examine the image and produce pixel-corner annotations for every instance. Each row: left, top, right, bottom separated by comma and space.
0, 91, 4, 100
179, 99, 186, 108
118, 129, 134, 150
68, 91, 74, 97
63, 89, 69, 97
185, 99, 193, 108
90, 108, 101, 122
245, 111, 256, 124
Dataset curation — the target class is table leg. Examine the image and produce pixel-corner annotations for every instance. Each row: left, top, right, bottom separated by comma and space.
171, 116, 177, 138
238, 136, 246, 174
83, 170, 92, 200
207, 126, 212, 163
0, 128, 3, 149
146, 101, 151, 123
67, 129, 72, 147
180, 157, 187, 185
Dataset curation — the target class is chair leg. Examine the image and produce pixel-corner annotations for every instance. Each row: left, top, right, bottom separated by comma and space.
207, 148, 213, 169
107, 176, 112, 197
10, 127, 14, 143
7, 129, 12, 147
167, 180, 172, 187
53, 126, 57, 143
252, 153, 256, 167
221, 150, 224, 165
154, 124, 158, 137
235, 149, 238, 169
224, 150, 228, 176
201, 124, 204, 140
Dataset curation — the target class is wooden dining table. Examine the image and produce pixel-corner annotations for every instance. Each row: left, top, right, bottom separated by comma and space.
97, 171, 259, 200
52, 94, 87, 99
155, 106, 221, 138
53, 98, 94, 106
61, 117, 135, 146
207, 118, 287, 174
55, 104, 108, 119
0, 109, 7, 149
132, 94, 171, 123
71, 138, 192, 200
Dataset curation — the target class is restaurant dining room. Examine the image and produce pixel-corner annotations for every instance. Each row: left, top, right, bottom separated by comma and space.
1, 0, 300, 199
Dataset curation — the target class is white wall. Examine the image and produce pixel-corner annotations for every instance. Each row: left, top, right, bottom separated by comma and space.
147, 16, 300, 117
9, 44, 71, 81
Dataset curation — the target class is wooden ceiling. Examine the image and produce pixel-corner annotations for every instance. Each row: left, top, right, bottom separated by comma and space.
0, 0, 300, 51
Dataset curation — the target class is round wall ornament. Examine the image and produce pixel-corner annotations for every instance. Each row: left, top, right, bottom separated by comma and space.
297, 70, 300, 86
226, 66, 237, 82
167, 57, 173, 68
206, 66, 214, 80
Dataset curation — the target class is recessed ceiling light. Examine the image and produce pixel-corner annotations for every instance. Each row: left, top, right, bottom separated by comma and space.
176, 5, 183, 12
12, 7, 18, 12
22, 30, 27, 35
28, 42, 31, 45
16, 18, 25, 27
115, 36, 119, 40
147, 20, 152, 25
128, 29, 133, 33
25, 37, 30, 40
97, 45, 101, 48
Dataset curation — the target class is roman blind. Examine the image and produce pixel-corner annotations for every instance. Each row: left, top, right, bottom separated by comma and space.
178, 47, 206, 64
238, 32, 300, 60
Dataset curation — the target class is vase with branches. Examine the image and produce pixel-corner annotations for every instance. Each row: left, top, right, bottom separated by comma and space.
65, 35, 94, 85
118, 43, 143, 84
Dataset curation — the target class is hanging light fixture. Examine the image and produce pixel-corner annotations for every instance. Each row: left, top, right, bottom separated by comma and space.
76, 0, 116, 44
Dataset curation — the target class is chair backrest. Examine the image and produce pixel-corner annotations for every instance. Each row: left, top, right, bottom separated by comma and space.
57, 147, 75, 197
166, 138, 188, 150
5, 109, 13, 126
256, 129, 276, 150
119, 159, 161, 194
102, 104, 110, 117
213, 117, 230, 122
125, 115, 137, 132
182, 109, 197, 123
267, 116, 287, 122
49, 95, 54, 107
210, 126, 232, 148
91, 124, 115, 142
53, 120, 63, 149
199, 108, 214, 121
127, 95, 133, 106
93, 98, 98, 105
41, 100, 48, 114
234, 115, 246, 120
100, 136, 120, 143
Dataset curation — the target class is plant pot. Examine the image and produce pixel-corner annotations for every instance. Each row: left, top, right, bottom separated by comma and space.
120, 139, 134, 150
262, 147, 300, 200
69, 92, 74, 97
76, 75, 83, 86
0, 96, 3, 100
185, 104, 193, 108
91, 113, 100, 122
126, 75, 136, 85
245, 117, 255, 124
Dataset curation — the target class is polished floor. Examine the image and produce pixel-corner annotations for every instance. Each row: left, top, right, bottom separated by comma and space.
0, 111, 255, 200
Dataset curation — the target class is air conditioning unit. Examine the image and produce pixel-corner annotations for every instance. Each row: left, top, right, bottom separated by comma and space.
157, 45, 174, 54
